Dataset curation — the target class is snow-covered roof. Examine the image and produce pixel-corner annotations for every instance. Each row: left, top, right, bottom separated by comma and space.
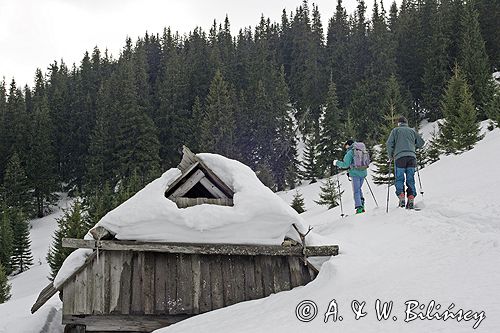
51, 149, 317, 289
91, 151, 306, 245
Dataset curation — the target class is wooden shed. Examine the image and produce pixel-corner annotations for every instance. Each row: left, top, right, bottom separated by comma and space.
31, 147, 339, 333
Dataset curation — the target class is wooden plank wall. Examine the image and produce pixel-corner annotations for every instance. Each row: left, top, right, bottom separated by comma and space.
63, 250, 316, 318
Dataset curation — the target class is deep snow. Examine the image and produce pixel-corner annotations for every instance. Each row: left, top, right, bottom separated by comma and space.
1, 121, 499, 333
156, 122, 500, 333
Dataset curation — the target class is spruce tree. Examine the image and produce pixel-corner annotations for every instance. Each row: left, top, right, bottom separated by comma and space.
201, 70, 235, 157
3, 152, 32, 215
0, 263, 11, 303
85, 106, 110, 194
27, 69, 58, 218
290, 190, 306, 213
0, 80, 7, 180
10, 208, 33, 273
255, 162, 276, 191
0, 207, 14, 273
327, 0, 352, 108
474, 0, 500, 69
315, 177, 342, 209
84, 182, 115, 227
5, 80, 29, 169
421, 1, 450, 120
317, 80, 345, 176
487, 87, 500, 128
421, 129, 441, 166
47, 200, 87, 280
459, 0, 494, 119
272, 67, 298, 191
156, 30, 190, 167
349, 78, 384, 143
438, 65, 483, 153
111, 59, 161, 186
373, 75, 407, 184
350, 0, 370, 83
395, 0, 425, 104
301, 133, 321, 183
189, 96, 204, 152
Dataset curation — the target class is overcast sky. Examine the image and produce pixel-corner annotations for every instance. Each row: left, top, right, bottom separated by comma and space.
0, 0, 398, 88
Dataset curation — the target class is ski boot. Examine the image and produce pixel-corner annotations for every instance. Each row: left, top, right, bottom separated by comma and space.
398, 193, 406, 208
355, 206, 365, 214
406, 195, 415, 209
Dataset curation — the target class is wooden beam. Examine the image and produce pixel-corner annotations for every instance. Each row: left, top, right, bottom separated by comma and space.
178, 145, 198, 173
89, 226, 113, 240
169, 169, 206, 199
175, 197, 233, 208
31, 283, 58, 314
199, 177, 228, 199
63, 314, 191, 332
62, 238, 339, 257
31, 251, 98, 314
197, 159, 234, 198
164, 161, 200, 197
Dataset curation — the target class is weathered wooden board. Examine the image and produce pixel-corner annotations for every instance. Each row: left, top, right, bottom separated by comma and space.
63, 239, 339, 257
154, 253, 167, 314
63, 314, 190, 332
130, 252, 144, 314
174, 254, 193, 314
91, 251, 105, 315
169, 169, 206, 199
59, 248, 323, 332
62, 277, 75, 315
199, 255, 212, 313
143, 253, 155, 315
221, 256, 237, 306
164, 254, 178, 314
191, 254, 201, 314
74, 264, 87, 314
232, 257, 246, 302
108, 251, 122, 314
119, 251, 132, 315
175, 197, 233, 208
259, 256, 275, 296
177, 146, 198, 173
199, 176, 228, 199
209, 255, 224, 310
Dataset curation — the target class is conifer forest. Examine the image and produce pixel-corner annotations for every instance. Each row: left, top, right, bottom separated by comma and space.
0, 0, 499, 279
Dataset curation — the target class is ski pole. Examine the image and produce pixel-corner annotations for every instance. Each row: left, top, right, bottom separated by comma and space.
386, 159, 392, 213
335, 166, 345, 218
416, 160, 424, 196
366, 179, 379, 208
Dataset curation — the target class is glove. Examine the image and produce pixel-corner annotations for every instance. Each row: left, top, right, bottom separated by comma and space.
333, 160, 339, 166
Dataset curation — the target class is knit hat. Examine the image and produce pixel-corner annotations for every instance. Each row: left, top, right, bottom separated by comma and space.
345, 139, 354, 146
398, 116, 408, 124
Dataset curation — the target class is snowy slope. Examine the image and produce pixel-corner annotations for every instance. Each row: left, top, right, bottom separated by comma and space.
157, 123, 500, 333
0, 198, 71, 333
2, 123, 500, 333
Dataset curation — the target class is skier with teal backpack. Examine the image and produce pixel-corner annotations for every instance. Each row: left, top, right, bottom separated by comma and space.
333, 140, 371, 214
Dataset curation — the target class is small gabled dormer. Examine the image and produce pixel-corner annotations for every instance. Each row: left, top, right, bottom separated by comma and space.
165, 146, 234, 208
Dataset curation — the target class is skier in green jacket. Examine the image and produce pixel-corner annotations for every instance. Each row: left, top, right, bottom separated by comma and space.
386, 116, 425, 209
333, 140, 368, 214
